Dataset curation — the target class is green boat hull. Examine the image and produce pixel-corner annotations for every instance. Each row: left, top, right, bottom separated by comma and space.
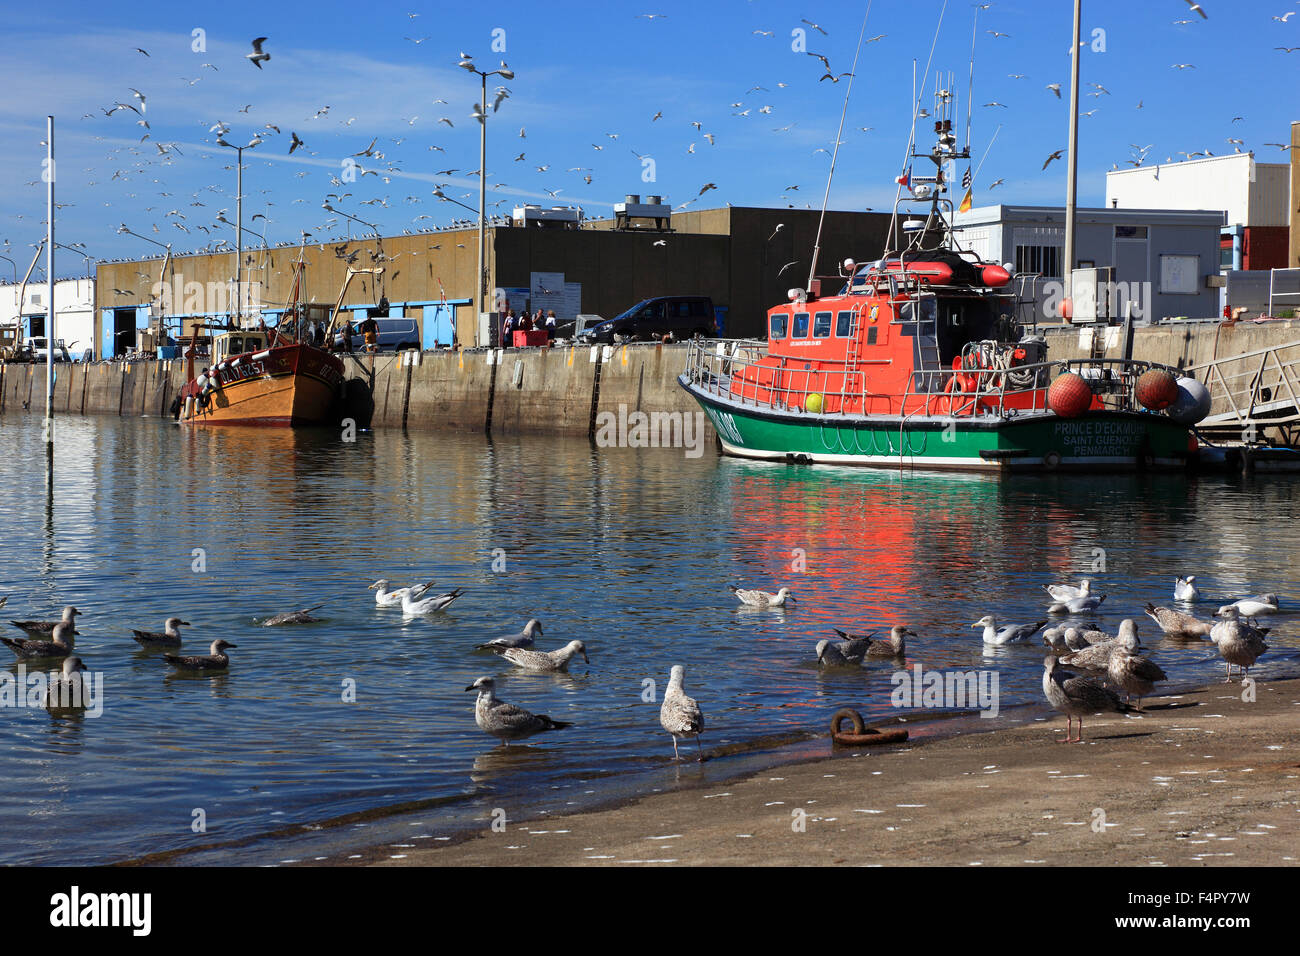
682, 376, 1192, 472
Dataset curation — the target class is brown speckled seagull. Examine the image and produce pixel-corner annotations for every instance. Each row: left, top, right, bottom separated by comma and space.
660, 664, 705, 760
132, 617, 189, 647
10, 605, 81, 637
165, 639, 236, 671
1042, 655, 1127, 743
2, 620, 76, 659
498, 639, 589, 672
465, 676, 571, 745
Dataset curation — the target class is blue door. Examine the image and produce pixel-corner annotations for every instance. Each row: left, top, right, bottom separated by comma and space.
101, 309, 115, 359
423, 305, 453, 349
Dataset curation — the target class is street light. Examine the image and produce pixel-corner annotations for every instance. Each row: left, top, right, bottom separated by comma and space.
0, 253, 16, 284
458, 56, 514, 343
117, 224, 173, 344
321, 202, 380, 239
215, 134, 262, 325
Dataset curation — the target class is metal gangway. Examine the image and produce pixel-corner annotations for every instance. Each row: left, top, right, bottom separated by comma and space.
1189, 338, 1300, 444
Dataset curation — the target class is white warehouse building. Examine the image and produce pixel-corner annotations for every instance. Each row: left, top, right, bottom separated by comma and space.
0, 277, 96, 359
952, 204, 1224, 325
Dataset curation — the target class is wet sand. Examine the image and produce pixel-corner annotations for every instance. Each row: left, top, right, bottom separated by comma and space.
369, 676, 1300, 866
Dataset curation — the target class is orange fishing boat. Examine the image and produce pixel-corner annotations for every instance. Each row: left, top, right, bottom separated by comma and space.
177, 253, 378, 427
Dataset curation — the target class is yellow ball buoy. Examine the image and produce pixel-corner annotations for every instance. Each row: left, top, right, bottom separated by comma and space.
805, 392, 823, 414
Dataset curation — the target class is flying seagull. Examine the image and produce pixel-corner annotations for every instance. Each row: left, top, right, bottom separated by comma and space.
1042, 149, 1064, 170
247, 37, 270, 69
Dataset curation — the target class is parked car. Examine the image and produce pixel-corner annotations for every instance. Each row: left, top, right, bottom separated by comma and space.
23, 337, 72, 362
332, 316, 421, 351
578, 296, 716, 344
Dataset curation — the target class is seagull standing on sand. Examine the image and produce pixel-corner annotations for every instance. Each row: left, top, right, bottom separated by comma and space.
498, 640, 589, 672
369, 579, 435, 606
660, 665, 705, 760
730, 586, 795, 607
2, 620, 76, 659
401, 587, 465, 614
973, 615, 1046, 646
476, 619, 544, 651
1174, 576, 1198, 602
465, 676, 571, 746
1107, 641, 1167, 710
1211, 606, 1269, 679
131, 617, 189, 647
1060, 618, 1140, 670
1042, 655, 1127, 743
165, 639, 236, 671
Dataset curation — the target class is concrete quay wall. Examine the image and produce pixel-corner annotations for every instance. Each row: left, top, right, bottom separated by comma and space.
11, 322, 1299, 434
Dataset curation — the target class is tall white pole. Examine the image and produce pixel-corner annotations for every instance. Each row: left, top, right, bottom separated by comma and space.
235, 146, 243, 327
478, 71, 487, 345
45, 115, 55, 444
1063, 0, 1082, 315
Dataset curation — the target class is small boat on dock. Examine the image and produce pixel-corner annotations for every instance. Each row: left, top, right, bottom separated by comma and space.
680, 87, 1207, 473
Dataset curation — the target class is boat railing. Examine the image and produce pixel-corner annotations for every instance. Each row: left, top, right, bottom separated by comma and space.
682, 338, 1181, 419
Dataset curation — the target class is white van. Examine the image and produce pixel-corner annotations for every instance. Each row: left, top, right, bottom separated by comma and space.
23, 337, 73, 362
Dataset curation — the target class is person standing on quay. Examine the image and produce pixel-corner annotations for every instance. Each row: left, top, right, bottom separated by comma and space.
359, 314, 379, 353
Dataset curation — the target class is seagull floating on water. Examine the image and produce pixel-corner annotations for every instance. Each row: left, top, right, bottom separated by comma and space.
132, 617, 189, 647
401, 587, 465, 614
1225, 594, 1278, 619
1042, 655, 1127, 743
1048, 592, 1106, 615
973, 615, 1046, 646
1174, 576, 1199, 602
369, 579, 435, 607
476, 619, 543, 651
10, 605, 81, 637
2, 620, 76, 659
1143, 603, 1213, 640
465, 675, 571, 746
165, 639, 236, 671
42, 657, 90, 712
825, 625, 912, 661
660, 664, 705, 761
497, 640, 589, 672
730, 586, 795, 607
261, 603, 326, 626
1043, 579, 1091, 602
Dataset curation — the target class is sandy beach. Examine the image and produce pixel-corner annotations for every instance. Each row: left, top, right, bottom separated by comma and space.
368, 676, 1300, 867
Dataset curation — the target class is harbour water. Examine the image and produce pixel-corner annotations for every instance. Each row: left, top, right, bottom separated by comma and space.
0, 413, 1296, 865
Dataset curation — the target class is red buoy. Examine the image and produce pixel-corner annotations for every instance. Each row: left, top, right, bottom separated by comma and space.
1048, 372, 1092, 418
1135, 368, 1178, 410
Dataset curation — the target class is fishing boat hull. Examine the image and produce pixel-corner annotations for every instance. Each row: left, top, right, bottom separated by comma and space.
682, 376, 1192, 472
181, 344, 344, 427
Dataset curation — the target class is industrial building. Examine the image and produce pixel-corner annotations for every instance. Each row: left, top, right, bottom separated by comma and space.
91, 204, 893, 359
1105, 151, 1291, 272
0, 277, 96, 359
953, 204, 1224, 324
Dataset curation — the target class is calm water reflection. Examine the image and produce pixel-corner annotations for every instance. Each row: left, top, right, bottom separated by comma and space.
0, 413, 1295, 864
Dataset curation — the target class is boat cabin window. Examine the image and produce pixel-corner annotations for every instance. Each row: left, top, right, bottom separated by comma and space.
770, 313, 788, 339
835, 311, 854, 336
812, 312, 832, 338
896, 297, 938, 325
792, 312, 810, 338
227, 336, 244, 355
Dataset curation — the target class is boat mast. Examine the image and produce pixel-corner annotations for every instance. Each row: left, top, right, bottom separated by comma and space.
1063, 0, 1083, 314
807, 1, 873, 291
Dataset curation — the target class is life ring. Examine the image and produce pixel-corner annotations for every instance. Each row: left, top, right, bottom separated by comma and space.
943, 372, 970, 415
830, 708, 910, 747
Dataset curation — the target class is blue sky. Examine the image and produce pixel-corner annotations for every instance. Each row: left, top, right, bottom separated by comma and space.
2, 0, 1297, 276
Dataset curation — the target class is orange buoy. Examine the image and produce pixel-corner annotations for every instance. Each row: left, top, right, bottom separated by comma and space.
1048, 372, 1092, 418
1135, 368, 1178, 411
830, 708, 909, 747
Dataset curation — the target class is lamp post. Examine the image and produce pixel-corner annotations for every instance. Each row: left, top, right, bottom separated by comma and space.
321, 203, 380, 240
117, 224, 172, 345
458, 56, 514, 344
0, 253, 15, 284
215, 135, 262, 326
